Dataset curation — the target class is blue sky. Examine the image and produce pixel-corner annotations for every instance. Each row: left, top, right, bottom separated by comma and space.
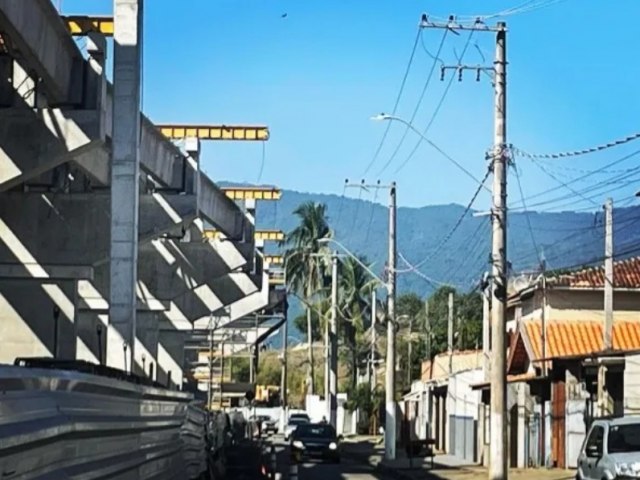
60, 0, 640, 209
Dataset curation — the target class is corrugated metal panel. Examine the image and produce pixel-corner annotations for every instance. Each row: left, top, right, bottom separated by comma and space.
0, 365, 206, 480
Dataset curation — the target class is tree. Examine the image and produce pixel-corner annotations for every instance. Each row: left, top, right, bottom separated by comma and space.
293, 307, 324, 342
284, 202, 332, 395
338, 255, 377, 390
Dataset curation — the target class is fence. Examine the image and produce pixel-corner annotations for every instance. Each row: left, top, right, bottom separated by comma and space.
0, 362, 207, 480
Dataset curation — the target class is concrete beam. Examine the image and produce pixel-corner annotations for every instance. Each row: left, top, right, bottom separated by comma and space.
0, 263, 92, 280
199, 174, 252, 241
0, 108, 104, 191
0, 192, 197, 266
0, 0, 84, 105
138, 240, 251, 301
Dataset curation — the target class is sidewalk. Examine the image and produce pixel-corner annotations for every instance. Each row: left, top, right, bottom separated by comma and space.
342, 437, 576, 480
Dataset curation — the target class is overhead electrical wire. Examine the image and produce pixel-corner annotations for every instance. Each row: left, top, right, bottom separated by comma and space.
512, 163, 542, 264
376, 29, 449, 177
511, 131, 640, 160
394, 29, 476, 175
396, 164, 491, 274
361, 28, 422, 176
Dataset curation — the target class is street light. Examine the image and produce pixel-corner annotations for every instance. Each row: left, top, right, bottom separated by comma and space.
370, 114, 491, 192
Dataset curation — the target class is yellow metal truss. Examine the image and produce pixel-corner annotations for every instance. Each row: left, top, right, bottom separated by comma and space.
64, 16, 114, 36
156, 124, 269, 141
264, 255, 284, 265
203, 229, 284, 241
222, 187, 281, 201
268, 271, 285, 286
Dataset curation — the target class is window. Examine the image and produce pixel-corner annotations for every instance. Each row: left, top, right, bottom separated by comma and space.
608, 424, 640, 453
586, 425, 604, 450
294, 424, 336, 438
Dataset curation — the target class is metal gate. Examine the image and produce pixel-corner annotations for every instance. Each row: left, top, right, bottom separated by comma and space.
449, 415, 476, 462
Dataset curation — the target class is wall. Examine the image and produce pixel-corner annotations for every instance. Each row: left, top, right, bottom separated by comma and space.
0, 279, 76, 363
624, 354, 640, 414
447, 369, 483, 463
548, 289, 640, 321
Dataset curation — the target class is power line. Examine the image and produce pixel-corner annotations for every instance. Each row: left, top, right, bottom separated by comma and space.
396, 165, 491, 274
394, 29, 476, 175
362, 28, 422, 176
512, 163, 542, 264
256, 141, 266, 183
510, 131, 640, 160
529, 158, 600, 208
377, 29, 449, 176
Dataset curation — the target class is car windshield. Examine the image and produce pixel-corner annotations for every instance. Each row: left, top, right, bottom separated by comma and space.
608, 424, 640, 453
288, 418, 308, 426
294, 424, 335, 438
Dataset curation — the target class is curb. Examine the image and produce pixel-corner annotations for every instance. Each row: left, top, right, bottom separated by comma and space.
342, 449, 417, 480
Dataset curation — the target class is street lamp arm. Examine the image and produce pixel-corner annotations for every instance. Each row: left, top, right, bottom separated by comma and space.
371, 113, 491, 193
316, 238, 388, 290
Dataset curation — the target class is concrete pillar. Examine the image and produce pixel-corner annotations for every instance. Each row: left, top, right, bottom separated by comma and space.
517, 384, 526, 468
109, 0, 142, 373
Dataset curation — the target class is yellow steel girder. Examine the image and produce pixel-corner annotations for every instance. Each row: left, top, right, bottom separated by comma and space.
222, 187, 281, 201
157, 124, 269, 141
64, 16, 114, 36
203, 229, 284, 241
264, 255, 284, 265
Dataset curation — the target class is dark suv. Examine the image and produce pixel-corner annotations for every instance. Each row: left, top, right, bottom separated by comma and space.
290, 423, 341, 463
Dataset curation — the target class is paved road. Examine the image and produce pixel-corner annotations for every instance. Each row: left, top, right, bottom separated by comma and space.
265, 435, 395, 480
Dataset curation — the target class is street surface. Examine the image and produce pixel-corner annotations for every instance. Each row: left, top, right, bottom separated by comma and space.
266, 435, 396, 480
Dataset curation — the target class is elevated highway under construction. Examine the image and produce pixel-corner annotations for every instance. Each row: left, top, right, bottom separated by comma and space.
0, 1, 288, 478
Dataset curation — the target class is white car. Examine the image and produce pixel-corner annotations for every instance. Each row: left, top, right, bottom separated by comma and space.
284, 416, 310, 441
577, 416, 640, 480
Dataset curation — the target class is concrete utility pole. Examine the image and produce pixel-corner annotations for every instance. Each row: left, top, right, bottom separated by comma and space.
385, 182, 397, 461
280, 306, 289, 433
490, 22, 508, 480
329, 252, 339, 428
482, 276, 491, 382
418, 17, 508, 475
599, 198, 614, 416
424, 299, 430, 361
448, 292, 454, 374
109, 0, 143, 373
371, 289, 377, 392
407, 315, 413, 386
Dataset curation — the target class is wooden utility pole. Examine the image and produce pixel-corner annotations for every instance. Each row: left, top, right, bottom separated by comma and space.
385, 182, 397, 460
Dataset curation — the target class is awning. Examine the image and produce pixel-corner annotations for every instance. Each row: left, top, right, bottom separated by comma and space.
470, 372, 546, 391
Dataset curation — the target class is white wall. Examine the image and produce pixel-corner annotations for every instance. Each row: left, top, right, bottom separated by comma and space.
447, 369, 483, 420
625, 354, 640, 414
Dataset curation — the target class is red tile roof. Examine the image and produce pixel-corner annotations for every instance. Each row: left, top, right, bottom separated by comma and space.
549, 256, 640, 289
523, 320, 640, 360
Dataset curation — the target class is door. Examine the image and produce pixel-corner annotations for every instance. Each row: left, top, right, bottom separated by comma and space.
578, 425, 604, 480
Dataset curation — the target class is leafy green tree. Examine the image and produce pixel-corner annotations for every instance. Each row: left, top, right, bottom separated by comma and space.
284, 202, 332, 395
337, 255, 377, 390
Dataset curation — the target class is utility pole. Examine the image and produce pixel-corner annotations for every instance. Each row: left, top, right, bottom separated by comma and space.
385, 181, 397, 461
490, 21, 508, 480
280, 310, 288, 431
407, 315, 413, 386
371, 289, 377, 392
208, 319, 214, 410
448, 292, 454, 374
482, 275, 491, 382
219, 340, 225, 409
328, 252, 339, 428
599, 198, 614, 416
420, 17, 508, 476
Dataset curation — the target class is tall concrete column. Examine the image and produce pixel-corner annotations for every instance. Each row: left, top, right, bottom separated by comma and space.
109, 0, 143, 372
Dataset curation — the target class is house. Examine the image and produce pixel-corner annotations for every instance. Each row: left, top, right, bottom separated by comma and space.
474, 256, 640, 469
403, 350, 483, 463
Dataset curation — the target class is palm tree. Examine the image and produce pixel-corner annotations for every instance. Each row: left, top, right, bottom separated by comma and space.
284, 202, 332, 395
338, 255, 378, 390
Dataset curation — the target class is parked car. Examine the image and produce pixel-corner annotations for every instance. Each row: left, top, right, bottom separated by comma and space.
290, 423, 341, 463
257, 415, 278, 435
283, 416, 310, 441
577, 416, 640, 480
